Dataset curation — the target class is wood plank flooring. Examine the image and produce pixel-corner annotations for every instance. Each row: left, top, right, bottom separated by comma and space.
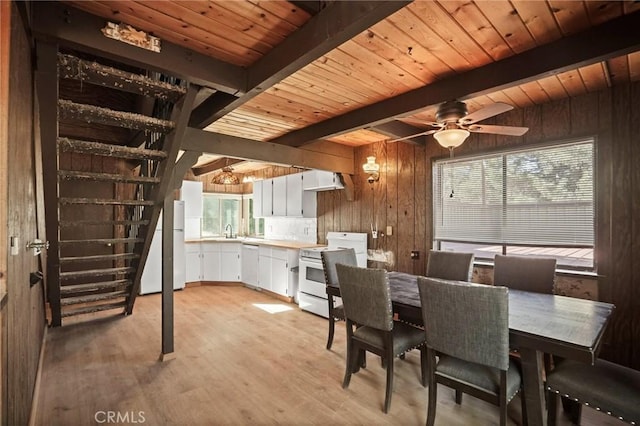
34, 286, 623, 425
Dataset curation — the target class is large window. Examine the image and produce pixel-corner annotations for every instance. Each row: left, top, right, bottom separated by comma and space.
433, 139, 594, 270
202, 194, 263, 237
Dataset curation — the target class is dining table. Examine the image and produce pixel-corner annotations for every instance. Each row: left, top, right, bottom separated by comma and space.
381, 271, 614, 426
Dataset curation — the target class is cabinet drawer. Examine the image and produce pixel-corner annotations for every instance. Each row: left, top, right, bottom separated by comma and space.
271, 247, 287, 261
201, 242, 220, 253
258, 246, 271, 257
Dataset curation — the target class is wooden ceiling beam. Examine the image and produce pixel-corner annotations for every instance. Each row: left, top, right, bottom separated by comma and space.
181, 128, 354, 175
191, 158, 244, 177
31, 2, 245, 95
189, 1, 411, 128
368, 121, 426, 146
270, 10, 640, 147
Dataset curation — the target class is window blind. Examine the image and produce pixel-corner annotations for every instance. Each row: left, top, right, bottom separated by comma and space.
433, 140, 594, 247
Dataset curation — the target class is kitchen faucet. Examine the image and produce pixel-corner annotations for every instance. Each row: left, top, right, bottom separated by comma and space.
225, 223, 233, 239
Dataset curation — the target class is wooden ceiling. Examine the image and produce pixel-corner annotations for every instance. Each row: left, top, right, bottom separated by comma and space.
35, 1, 640, 171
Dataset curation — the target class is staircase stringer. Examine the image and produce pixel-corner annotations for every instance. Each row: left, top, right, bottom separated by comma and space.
126, 84, 200, 314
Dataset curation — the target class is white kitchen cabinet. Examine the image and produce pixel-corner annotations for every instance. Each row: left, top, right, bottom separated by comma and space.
180, 180, 203, 217
201, 243, 221, 281
220, 243, 242, 281
258, 246, 272, 291
262, 179, 273, 217
272, 176, 287, 216
302, 170, 344, 191
286, 173, 317, 217
252, 180, 264, 218
241, 244, 259, 287
185, 243, 202, 282
256, 246, 299, 298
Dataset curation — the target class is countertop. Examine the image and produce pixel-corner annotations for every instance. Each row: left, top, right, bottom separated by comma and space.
185, 237, 325, 250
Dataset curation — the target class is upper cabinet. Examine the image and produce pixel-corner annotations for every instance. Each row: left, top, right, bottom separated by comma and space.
302, 170, 344, 191
252, 173, 318, 218
180, 180, 203, 218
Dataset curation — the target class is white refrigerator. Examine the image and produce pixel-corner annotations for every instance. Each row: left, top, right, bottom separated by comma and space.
140, 200, 186, 294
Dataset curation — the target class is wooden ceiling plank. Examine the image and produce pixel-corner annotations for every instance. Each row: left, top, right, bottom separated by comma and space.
192, 158, 244, 177
189, 1, 410, 128
578, 62, 609, 92
181, 128, 355, 175
178, 1, 287, 46
537, 75, 570, 101
270, 10, 640, 146
547, 1, 590, 36
134, 1, 276, 56
629, 51, 640, 81
585, 1, 623, 26
246, 0, 312, 27
511, 1, 563, 45
438, 0, 513, 61
624, 2, 640, 14
606, 56, 631, 85
556, 69, 588, 97
500, 86, 534, 109
304, 59, 394, 100
519, 81, 552, 105
34, 2, 246, 94
473, 1, 536, 54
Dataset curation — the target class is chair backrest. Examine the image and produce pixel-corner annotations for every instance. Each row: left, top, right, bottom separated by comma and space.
426, 250, 475, 281
417, 277, 510, 371
321, 248, 358, 287
335, 264, 393, 331
493, 254, 557, 294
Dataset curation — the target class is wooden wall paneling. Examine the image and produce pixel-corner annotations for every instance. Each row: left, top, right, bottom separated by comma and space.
352, 142, 366, 237
375, 141, 391, 268
396, 142, 415, 274
413, 144, 427, 277
541, 98, 571, 141
316, 191, 326, 245
608, 83, 633, 366
358, 145, 375, 262
629, 81, 640, 367
523, 104, 543, 144
323, 189, 335, 242
570, 91, 600, 135
6, 3, 46, 423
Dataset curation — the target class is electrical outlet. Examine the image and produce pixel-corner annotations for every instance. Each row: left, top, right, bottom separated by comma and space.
386, 225, 393, 236
411, 250, 420, 259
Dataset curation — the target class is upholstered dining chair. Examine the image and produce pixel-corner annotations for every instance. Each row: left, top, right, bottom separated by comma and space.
417, 277, 525, 426
336, 263, 428, 414
426, 250, 474, 282
321, 248, 357, 350
493, 254, 557, 294
546, 357, 640, 425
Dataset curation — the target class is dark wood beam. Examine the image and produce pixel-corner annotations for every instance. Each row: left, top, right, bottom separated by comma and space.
31, 2, 245, 95
160, 194, 175, 359
289, 1, 328, 16
369, 121, 426, 146
189, 1, 411, 128
181, 128, 354, 175
191, 158, 244, 177
270, 10, 640, 147
173, 151, 202, 189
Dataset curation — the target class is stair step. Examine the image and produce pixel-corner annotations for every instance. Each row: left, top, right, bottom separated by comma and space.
60, 238, 144, 246
58, 99, 175, 133
58, 170, 160, 184
60, 219, 151, 227
59, 197, 155, 206
60, 290, 130, 306
60, 279, 131, 295
58, 137, 167, 161
60, 267, 135, 280
61, 301, 127, 318
60, 253, 139, 264
58, 53, 186, 101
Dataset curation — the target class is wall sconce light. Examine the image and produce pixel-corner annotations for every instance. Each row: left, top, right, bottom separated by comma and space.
362, 156, 380, 183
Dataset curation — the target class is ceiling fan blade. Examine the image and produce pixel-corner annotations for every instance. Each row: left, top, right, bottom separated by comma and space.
467, 124, 529, 136
459, 102, 514, 125
386, 128, 438, 143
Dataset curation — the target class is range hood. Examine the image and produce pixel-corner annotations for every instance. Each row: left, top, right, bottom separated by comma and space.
302, 170, 344, 191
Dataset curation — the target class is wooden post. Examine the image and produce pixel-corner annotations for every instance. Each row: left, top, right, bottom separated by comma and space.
159, 194, 175, 361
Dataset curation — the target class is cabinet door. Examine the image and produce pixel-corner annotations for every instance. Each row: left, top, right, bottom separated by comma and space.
253, 180, 264, 218
272, 176, 287, 216
220, 244, 241, 281
271, 257, 288, 296
241, 245, 259, 286
258, 255, 272, 291
185, 244, 202, 282
180, 180, 203, 218
286, 174, 303, 217
201, 244, 221, 281
262, 179, 273, 217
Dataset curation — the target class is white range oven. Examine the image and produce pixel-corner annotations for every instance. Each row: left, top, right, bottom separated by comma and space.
298, 232, 367, 318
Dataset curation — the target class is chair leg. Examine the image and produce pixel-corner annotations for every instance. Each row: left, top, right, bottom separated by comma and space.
342, 328, 354, 389
561, 396, 582, 425
383, 354, 394, 413
455, 389, 463, 405
326, 315, 335, 350
426, 380, 437, 426
547, 391, 558, 426
520, 389, 528, 426
419, 347, 428, 387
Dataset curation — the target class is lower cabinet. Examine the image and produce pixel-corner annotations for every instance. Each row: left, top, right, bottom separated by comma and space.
256, 246, 299, 298
185, 242, 241, 283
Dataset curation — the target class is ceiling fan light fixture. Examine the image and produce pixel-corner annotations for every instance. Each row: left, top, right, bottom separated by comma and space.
211, 166, 240, 185
433, 128, 470, 149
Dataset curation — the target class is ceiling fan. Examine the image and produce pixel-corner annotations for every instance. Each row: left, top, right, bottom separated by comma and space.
390, 100, 529, 154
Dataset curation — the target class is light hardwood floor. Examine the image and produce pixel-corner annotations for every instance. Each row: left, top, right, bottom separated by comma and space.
34, 286, 622, 425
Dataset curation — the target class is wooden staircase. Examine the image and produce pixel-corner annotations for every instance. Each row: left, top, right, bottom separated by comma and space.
36, 47, 198, 326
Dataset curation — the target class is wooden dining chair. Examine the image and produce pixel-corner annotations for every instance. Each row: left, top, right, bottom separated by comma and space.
493, 254, 557, 294
417, 277, 525, 426
546, 357, 640, 425
336, 263, 428, 414
426, 250, 474, 282
321, 248, 357, 350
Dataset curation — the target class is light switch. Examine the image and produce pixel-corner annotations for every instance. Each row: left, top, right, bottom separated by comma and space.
386, 226, 393, 236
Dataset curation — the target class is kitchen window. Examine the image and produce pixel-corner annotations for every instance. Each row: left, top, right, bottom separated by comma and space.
202, 194, 263, 237
433, 138, 595, 271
